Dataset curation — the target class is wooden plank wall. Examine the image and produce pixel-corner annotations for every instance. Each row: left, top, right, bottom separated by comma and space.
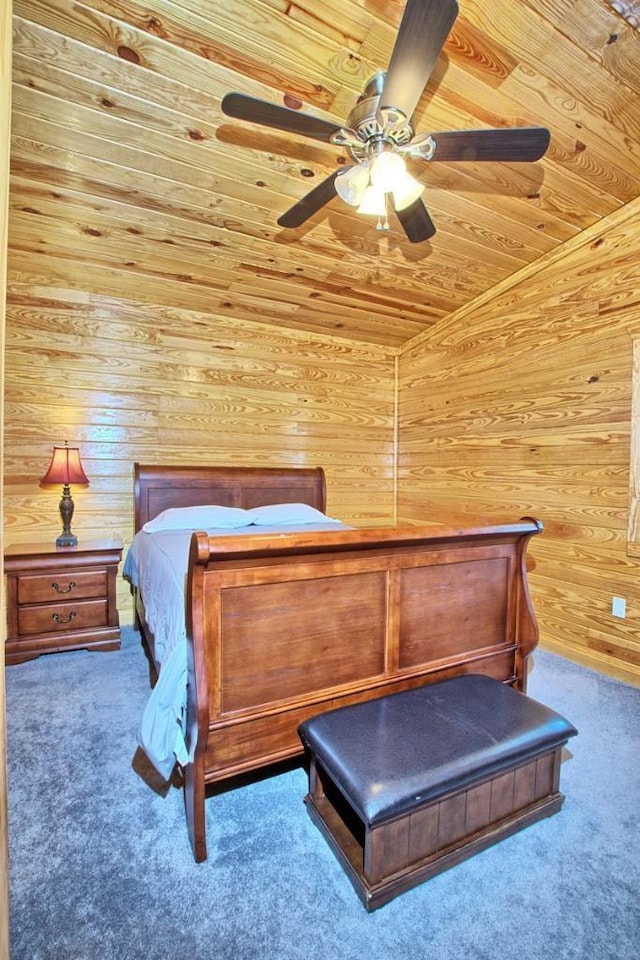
398, 198, 640, 683
3, 287, 397, 620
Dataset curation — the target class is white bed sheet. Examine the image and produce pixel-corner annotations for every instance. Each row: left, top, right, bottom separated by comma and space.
124, 522, 348, 779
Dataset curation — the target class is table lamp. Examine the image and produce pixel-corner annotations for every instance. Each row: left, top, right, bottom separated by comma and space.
40, 442, 90, 547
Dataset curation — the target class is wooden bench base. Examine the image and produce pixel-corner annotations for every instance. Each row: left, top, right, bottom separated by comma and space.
305, 744, 565, 911
299, 675, 577, 911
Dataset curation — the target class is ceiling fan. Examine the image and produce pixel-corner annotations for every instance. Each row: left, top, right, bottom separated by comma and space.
221, 0, 550, 243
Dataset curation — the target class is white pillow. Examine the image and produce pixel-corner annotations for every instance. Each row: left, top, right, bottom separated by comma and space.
142, 504, 250, 533
245, 502, 340, 526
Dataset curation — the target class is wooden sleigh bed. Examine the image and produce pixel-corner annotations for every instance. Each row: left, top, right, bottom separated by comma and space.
130, 463, 542, 862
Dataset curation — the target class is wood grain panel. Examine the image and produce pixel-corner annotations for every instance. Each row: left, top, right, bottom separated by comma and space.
399, 199, 640, 682
220, 571, 388, 712
8, 0, 640, 346
3, 287, 397, 619
399, 556, 510, 667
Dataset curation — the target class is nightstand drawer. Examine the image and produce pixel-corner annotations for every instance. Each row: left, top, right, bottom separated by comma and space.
17, 570, 108, 604
17, 599, 109, 636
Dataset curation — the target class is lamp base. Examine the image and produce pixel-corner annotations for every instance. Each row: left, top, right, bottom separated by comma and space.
56, 532, 78, 548
57, 484, 78, 548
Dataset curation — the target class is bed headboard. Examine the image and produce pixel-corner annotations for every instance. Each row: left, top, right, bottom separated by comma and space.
133, 464, 327, 532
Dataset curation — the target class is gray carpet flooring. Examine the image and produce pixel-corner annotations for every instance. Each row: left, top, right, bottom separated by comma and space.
6, 626, 640, 960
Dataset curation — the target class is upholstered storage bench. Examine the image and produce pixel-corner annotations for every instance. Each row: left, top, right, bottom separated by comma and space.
298, 675, 577, 910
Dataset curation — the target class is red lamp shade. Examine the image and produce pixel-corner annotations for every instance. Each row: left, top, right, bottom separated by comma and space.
40, 445, 89, 488
40, 444, 89, 547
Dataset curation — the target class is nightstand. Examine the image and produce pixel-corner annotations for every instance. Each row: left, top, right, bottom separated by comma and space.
4, 539, 123, 665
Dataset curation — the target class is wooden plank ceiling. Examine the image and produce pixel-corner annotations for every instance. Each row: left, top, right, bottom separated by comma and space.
8, 0, 640, 348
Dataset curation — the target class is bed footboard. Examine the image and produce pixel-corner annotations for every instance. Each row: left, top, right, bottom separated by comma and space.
183, 519, 542, 862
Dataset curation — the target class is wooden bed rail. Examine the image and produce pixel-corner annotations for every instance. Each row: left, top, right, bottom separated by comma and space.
190, 518, 542, 561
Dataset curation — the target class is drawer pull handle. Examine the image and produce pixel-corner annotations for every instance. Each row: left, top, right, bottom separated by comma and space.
52, 611, 76, 624
51, 581, 76, 594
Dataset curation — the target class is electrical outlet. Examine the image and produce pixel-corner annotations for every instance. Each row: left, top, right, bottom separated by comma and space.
612, 596, 626, 619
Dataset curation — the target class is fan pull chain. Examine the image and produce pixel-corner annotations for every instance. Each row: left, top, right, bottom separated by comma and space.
376, 194, 390, 231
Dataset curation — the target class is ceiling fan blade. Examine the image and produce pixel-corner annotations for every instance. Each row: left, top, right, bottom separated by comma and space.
379, 0, 459, 122
221, 93, 343, 144
430, 127, 551, 162
278, 171, 340, 228
394, 198, 436, 243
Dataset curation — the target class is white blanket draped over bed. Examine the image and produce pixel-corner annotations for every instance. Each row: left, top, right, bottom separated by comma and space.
124, 521, 348, 779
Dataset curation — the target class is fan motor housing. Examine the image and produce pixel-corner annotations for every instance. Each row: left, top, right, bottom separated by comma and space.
341, 72, 414, 162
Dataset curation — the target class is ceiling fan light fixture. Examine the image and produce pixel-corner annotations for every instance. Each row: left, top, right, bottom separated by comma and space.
370, 150, 407, 191
369, 149, 424, 211
391, 171, 425, 210
335, 163, 371, 206
357, 184, 387, 217
222, 0, 550, 244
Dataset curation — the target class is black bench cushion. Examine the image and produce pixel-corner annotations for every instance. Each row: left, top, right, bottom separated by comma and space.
298, 675, 577, 827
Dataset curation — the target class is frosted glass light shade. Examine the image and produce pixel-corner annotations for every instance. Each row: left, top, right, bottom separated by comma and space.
370, 152, 406, 192
369, 151, 425, 211
392, 172, 425, 210
335, 163, 371, 206
357, 185, 387, 216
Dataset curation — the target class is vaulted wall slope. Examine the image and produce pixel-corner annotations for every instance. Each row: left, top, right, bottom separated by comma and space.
398, 199, 640, 682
